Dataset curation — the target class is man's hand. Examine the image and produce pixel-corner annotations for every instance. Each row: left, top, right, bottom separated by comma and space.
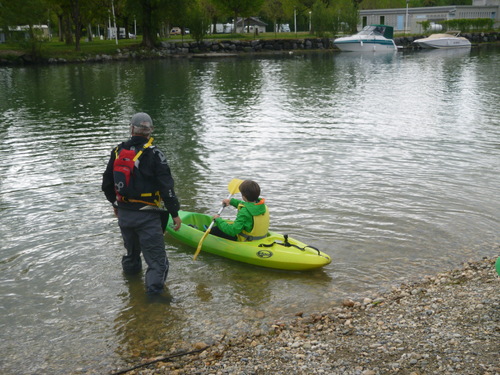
172, 216, 182, 231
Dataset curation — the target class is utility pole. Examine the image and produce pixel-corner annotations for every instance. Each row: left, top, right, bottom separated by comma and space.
294, 8, 297, 36
405, 0, 409, 34
111, 0, 118, 45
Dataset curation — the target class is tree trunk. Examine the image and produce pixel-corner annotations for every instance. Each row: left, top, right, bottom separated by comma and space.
70, 0, 81, 51
141, 0, 156, 47
64, 13, 73, 45
124, 16, 130, 39
58, 14, 64, 42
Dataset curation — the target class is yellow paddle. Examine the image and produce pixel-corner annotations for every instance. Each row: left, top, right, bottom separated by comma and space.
193, 178, 243, 260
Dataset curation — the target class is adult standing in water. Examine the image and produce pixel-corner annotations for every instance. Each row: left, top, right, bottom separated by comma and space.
102, 112, 181, 295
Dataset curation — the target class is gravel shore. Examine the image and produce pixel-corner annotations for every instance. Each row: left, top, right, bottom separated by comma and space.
117, 256, 499, 375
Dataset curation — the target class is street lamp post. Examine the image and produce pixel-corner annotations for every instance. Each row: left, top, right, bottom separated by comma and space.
405, 0, 409, 34
111, 0, 118, 44
294, 8, 297, 36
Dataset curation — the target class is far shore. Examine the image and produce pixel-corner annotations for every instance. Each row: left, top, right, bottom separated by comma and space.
1, 30, 499, 66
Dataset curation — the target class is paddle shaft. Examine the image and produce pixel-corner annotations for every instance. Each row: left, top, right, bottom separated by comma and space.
193, 192, 232, 260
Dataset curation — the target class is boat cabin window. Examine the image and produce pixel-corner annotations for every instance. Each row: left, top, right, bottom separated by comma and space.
359, 25, 385, 36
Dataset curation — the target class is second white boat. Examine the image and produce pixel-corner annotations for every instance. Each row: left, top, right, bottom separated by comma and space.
413, 33, 471, 49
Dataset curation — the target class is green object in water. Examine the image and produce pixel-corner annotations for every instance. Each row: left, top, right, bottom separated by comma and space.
165, 210, 331, 271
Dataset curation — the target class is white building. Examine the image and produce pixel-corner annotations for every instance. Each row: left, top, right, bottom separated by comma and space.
359, 0, 499, 34
0, 25, 50, 43
235, 17, 268, 34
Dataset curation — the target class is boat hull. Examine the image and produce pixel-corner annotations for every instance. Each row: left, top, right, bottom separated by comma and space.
334, 37, 397, 52
413, 35, 471, 49
165, 211, 332, 271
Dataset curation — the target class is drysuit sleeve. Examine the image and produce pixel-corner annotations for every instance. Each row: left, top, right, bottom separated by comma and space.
102, 149, 117, 204
153, 148, 180, 218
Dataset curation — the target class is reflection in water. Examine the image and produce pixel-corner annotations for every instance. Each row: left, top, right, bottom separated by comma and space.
0, 47, 499, 374
114, 274, 183, 361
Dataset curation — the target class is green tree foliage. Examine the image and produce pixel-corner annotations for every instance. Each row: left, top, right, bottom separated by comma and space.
185, 0, 211, 41
125, 0, 190, 47
311, 1, 335, 37
0, 0, 51, 57
126, 0, 165, 47
443, 17, 494, 32
261, 0, 297, 34
311, 0, 358, 37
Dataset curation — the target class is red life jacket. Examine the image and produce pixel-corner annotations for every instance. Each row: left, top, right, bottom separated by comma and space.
113, 137, 157, 205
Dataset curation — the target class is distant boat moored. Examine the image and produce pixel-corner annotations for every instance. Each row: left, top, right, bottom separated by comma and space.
413, 33, 471, 49
333, 25, 397, 52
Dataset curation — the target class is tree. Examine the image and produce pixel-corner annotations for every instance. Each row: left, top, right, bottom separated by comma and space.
309, 0, 359, 36
0, 0, 51, 57
69, 0, 83, 50
126, 0, 162, 47
185, 0, 211, 42
261, 0, 297, 34
126, 0, 187, 47
212, 0, 265, 33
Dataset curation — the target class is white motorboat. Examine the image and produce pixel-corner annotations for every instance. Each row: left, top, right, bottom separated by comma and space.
333, 25, 397, 52
413, 33, 471, 49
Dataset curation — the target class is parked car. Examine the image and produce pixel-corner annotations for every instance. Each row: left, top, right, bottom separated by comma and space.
170, 27, 181, 35
280, 24, 291, 32
184, 28, 190, 34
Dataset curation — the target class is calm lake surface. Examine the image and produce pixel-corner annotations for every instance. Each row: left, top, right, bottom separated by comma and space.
1, 46, 499, 374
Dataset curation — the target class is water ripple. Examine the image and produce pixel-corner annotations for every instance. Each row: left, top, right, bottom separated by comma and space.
1, 49, 499, 374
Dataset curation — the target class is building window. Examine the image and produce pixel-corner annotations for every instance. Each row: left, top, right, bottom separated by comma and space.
380, 16, 385, 24
363, 16, 367, 27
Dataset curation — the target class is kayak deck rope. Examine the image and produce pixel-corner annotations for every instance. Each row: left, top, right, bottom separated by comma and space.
187, 225, 322, 256
258, 234, 321, 256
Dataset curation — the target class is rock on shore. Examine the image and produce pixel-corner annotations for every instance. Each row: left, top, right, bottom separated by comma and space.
116, 256, 499, 375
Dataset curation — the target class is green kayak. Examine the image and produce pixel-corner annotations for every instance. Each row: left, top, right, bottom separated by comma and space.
165, 210, 332, 271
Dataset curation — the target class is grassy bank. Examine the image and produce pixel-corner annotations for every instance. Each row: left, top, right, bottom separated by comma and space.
0, 32, 317, 61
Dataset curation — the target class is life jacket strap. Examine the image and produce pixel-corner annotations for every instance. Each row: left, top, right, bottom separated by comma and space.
117, 190, 161, 207
132, 137, 154, 161
114, 137, 154, 159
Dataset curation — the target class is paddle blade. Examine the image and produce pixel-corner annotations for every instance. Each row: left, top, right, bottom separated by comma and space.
228, 178, 243, 195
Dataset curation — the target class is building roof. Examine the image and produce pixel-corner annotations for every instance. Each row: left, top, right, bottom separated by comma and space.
235, 17, 268, 27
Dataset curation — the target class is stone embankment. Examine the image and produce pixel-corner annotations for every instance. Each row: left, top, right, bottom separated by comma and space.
1, 31, 499, 65
85, 31, 499, 63
110, 256, 499, 375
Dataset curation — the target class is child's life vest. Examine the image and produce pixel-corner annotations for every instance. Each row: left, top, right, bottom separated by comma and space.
113, 137, 154, 201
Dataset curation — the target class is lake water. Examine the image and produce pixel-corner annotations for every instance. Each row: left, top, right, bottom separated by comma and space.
1, 46, 499, 374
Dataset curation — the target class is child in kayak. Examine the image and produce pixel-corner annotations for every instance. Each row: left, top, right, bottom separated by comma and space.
211, 180, 269, 241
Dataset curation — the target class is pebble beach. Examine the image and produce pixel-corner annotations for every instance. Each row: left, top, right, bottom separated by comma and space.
113, 256, 499, 375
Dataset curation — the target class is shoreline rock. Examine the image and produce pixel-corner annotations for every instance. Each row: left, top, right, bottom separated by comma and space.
115, 256, 499, 375
1, 32, 499, 66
